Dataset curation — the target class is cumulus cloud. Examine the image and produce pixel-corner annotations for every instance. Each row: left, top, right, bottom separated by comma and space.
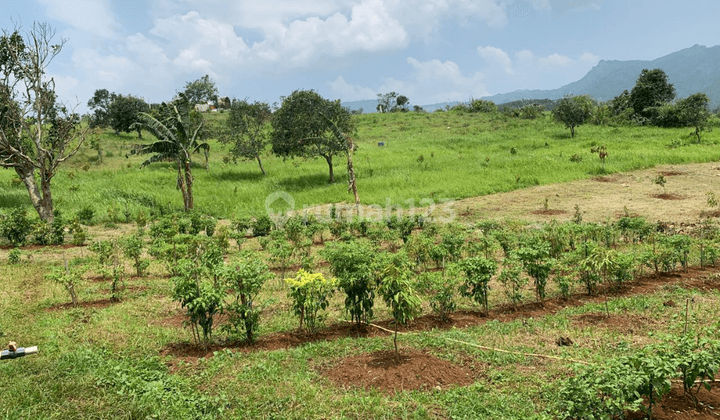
328, 76, 377, 101
478, 46, 514, 74
329, 57, 488, 104
37, 0, 120, 38
513, 50, 599, 69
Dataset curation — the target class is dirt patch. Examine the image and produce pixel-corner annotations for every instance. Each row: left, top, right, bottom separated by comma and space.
592, 176, 617, 183
424, 162, 720, 224
652, 193, 686, 200
45, 298, 116, 311
572, 312, 657, 334
531, 209, 567, 216
0, 243, 86, 251
658, 170, 686, 177
627, 382, 720, 420
318, 350, 477, 395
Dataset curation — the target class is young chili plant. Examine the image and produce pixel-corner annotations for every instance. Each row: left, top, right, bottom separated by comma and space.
285, 270, 337, 333
458, 256, 497, 314
379, 251, 422, 357
218, 252, 272, 343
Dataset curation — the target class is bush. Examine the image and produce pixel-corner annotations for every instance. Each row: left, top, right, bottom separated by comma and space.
251, 215, 273, 237
219, 252, 272, 343
458, 256, 497, 313
68, 217, 86, 246
8, 248, 21, 264
121, 234, 149, 277
286, 270, 337, 333
418, 269, 459, 322
0, 207, 31, 246
323, 240, 379, 327
172, 258, 223, 347
76, 206, 95, 225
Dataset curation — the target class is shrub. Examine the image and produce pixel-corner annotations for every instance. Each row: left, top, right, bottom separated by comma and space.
76, 206, 95, 225
219, 253, 272, 343
0, 207, 31, 246
458, 256, 497, 313
46, 258, 85, 307
68, 217, 87, 246
121, 234, 149, 277
418, 269, 459, 322
497, 257, 527, 306
172, 258, 223, 348
251, 215, 272, 237
515, 236, 553, 302
378, 252, 422, 355
286, 270, 337, 333
8, 248, 21, 264
323, 240, 378, 327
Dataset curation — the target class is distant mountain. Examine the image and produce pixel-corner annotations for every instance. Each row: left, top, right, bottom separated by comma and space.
482, 44, 720, 108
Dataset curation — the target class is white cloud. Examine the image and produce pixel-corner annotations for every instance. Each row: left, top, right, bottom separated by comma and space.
330, 57, 487, 104
478, 46, 514, 74
580, 52, 601, 64
37, 0, 120, 38
328, 76, 377, 101
537, 53, 574, 67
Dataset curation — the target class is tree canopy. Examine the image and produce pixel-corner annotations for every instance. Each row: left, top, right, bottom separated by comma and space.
182, 75, 218, 106
629, 69, 676, 120
271, 89, 355, 183
108, 94, 148, 138
221, 99, 271, 175
0, 23, 85, 222
552, 95, 594, 138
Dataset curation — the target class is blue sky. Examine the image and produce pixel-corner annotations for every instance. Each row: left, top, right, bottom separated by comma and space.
2, 0, 719, 112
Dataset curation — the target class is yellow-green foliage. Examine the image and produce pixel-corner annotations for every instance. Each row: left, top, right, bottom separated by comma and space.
286, 269, 337, 333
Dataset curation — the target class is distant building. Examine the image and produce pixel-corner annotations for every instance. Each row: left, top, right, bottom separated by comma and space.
195, 104, 210, 113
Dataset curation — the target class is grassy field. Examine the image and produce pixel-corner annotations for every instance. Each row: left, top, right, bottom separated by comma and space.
2, 225, 720, 419
1, 110, 719, 222
3, 111, 720, 419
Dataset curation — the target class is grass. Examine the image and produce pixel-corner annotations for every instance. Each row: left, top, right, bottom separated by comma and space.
1, 111, 719, 222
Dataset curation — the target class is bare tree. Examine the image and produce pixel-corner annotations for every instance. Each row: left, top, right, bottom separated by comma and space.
0, 22, 86, 222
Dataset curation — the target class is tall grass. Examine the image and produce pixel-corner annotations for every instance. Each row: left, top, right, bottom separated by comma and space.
1, 111, 718, 220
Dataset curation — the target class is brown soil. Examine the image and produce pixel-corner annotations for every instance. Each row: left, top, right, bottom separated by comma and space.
45, 298, 116, 311
317, 350, 477, 395
652, 193, 686, 200
658, 170, 687, 176
571, 312, 657, 334
0, 243, 86, 251
415, 162, 720, 224
531, 209, 567, 216
627, 382, 720, 420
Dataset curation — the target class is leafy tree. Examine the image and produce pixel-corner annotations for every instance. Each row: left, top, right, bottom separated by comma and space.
629, 68, 676, 120
552, 95, 594, 138
182, 74, 218, 106
87, 88, 117, 128
396, 95, 409, 112
131, 94, 209, 211
271, 89, 355, 183
0, 23, 86, 222
677, 93, 711, 142
108, 94, 148, 138
376, 92, 409, 113
221, 99, 271, 175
